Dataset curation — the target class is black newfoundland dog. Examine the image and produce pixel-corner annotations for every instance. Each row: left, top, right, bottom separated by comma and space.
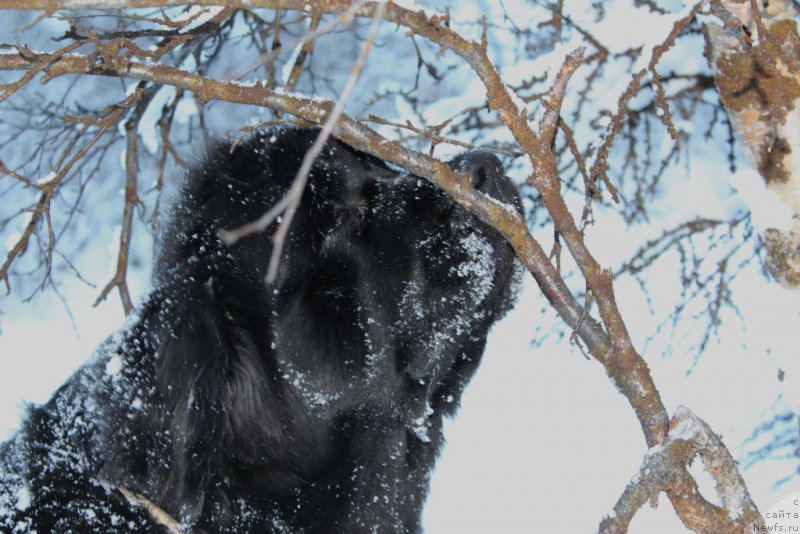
0, 127, 520, 533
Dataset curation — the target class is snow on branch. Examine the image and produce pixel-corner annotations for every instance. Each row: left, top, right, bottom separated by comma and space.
704, 0, 800, 289
600, 406, 763, 533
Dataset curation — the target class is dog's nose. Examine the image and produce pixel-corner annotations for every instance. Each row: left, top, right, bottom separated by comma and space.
451, 152, 503, 188
448, 151, 521, 213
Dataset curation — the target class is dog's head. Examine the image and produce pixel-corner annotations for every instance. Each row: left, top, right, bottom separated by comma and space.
157, 127, 520, 420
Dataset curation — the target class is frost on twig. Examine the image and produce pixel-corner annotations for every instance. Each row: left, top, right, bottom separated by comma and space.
599, 406, 763, 534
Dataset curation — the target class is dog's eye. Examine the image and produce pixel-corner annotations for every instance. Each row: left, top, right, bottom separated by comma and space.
334, 208, 351, 227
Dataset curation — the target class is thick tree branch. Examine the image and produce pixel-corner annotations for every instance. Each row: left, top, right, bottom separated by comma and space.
600, 407, 763, 534
704, 0, 800, 289
0, 45, 610, 360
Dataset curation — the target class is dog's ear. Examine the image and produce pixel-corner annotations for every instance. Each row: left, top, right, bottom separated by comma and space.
147, 272, 288, 500
157, 273, 282, 426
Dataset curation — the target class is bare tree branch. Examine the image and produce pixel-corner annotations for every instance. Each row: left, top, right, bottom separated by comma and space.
93, 85, 155, 314
600, 406, 763, 533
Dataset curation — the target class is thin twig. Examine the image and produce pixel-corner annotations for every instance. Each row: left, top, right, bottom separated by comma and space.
94, 97, 145, 314
285, 9, 321, 91
117, 486, 189, 534
219, 0, 383, 284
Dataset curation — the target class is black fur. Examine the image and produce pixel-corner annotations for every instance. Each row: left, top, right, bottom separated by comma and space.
0, 127, 520, 533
